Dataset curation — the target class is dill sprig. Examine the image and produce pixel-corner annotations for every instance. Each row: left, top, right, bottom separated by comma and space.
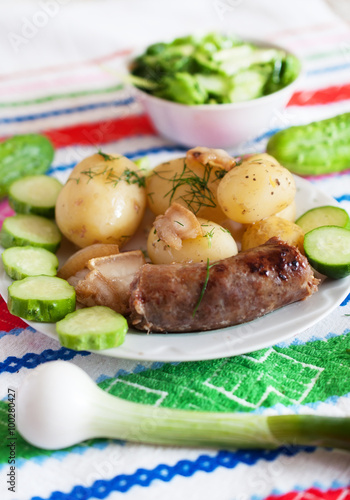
79, 164, 146, 188
214, 168, 227, 181
154, 162, 219, 214
192, 259, 217, 317
203, 227, 215, 248
98, 150, 115, 162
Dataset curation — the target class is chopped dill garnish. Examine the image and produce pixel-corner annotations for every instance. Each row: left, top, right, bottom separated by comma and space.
78, 164, 146, 188
68, 177, 80, 185
192, 259, 217, 317
220, 227, 231, 234
214, 169, 227, 181
117, 168, 146, 188
153, 161, 218, 214
141, 249, 149, 259
204, 227, 215, 248
175, 221, 184, 226
98, 149, 115, 162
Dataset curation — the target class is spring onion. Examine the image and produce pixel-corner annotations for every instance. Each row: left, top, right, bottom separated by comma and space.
17, 361, 350, 451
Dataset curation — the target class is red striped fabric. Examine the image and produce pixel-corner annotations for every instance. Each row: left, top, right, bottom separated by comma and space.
0, 83, 349, 150
0, 295, 27, 331
43, 114, 156, 148
266, 487, 350, 500
288, 83, 350, 106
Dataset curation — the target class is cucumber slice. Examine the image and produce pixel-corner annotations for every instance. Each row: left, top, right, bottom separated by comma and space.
56, 306, 128, 351
2, 246, 59, 280
304, 226, 350, 279
0, 214, 61, 252
8, 276, 76, 322
0, 134, 54, 198
8, 175, 62, 218
296, 205, 350, 234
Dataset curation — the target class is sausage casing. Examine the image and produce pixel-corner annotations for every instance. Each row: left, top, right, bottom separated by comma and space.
129, 237, 319, 333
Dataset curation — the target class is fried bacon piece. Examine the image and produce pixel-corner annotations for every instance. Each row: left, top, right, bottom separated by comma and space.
68, 250, 146, 315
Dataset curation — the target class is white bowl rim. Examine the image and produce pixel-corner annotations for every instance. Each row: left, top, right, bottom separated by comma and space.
128, 35, 302, 110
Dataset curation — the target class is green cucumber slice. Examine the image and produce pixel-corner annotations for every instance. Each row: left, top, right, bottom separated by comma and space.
8, 276, 76, 322
56, 306, 128, 350
304, 226, 350, 279
0, 134, 54, 198
8, 175, 62, 218
0, 214, 61, 252
296, 205, 350, 234
2, 246, 59, 280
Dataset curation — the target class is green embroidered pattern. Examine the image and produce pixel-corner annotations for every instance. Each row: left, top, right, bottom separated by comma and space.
1, 332, 349, 463
100, 333, 350, 412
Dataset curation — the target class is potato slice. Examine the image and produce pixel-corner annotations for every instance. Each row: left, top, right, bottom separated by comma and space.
58, 243, 120, 280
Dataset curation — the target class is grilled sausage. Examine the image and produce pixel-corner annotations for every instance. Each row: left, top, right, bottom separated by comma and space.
129, 237, 319, 333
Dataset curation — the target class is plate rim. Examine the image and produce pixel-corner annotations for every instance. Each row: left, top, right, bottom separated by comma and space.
1, 174, 349, 362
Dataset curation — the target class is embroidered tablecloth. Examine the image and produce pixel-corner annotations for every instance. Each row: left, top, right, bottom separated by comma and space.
0, 1, 350, 499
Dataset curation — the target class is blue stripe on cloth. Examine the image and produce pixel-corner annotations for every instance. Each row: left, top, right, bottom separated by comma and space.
30, 446, 316, 500
0, 347, 90, 373
341, 293, 350, 306
335, 194, 350, 203
2, 64, 350, 126
0, 98, 135, 124
0, 326, 35, 340
306, 62, 350, 76
47, 145, 187, 175
276, 329, 349, 348
96, 363, 153, 384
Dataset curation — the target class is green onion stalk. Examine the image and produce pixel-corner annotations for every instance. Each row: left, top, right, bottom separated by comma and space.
16, 361, 350, 451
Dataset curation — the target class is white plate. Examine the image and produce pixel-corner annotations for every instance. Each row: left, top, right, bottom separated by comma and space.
1, 175, 350, 362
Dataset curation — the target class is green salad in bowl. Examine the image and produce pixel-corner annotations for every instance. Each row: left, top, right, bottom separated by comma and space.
128, 33, 301, 148
130, 32, 301, 106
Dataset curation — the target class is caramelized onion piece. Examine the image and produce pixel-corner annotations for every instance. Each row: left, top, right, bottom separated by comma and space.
153, 203, 202, 250
186, 146, 236, 172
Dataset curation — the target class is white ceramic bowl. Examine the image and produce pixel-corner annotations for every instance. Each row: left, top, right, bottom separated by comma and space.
130, 41, 301, 149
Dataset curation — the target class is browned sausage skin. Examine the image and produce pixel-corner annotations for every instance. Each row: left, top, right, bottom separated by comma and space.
129, 237, 319, 333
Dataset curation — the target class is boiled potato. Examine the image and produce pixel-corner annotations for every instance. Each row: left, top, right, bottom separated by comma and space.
276, 200, 296, 222
146, 157, 226, 223
246, 153, 281, 166
241, 216, 304, 252
147, 218, 238, 264
55, 153, 146, 248
217, 155, 296, 224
